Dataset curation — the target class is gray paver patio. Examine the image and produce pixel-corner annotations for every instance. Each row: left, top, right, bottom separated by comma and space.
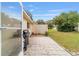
25, 35, 71, 56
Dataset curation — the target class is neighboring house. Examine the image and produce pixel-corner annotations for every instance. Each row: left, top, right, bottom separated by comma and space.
23, 10, 48, 35
1, 12, 21, 28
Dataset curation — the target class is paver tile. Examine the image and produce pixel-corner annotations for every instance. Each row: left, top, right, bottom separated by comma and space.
25, 36, 71, 56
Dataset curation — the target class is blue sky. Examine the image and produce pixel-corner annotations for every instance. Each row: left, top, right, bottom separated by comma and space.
1, 2, 79, 21
1, 2, 22, 21
22, 2, 79, 21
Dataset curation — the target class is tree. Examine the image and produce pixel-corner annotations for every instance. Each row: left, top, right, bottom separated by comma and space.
47, 20, 53, 29
36, 19, 46, 24
53, 11, 79, 32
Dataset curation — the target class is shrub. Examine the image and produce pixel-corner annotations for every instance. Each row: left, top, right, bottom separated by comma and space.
57, 23, 75, 32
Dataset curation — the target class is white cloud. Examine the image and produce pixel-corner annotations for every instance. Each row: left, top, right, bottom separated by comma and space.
2, 6, 15, 9
27, 4, 38, 10
48, 9, 64, 12
8, 6, 15, 9
29, 9, 34, 12
34, 13, 59, 17
28, 4, 34, 7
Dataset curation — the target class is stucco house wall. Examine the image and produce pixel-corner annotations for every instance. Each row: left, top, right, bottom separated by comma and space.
23, 19, 27, 29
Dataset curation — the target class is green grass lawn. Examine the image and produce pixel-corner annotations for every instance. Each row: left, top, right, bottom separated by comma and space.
48, 29, 79, 55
